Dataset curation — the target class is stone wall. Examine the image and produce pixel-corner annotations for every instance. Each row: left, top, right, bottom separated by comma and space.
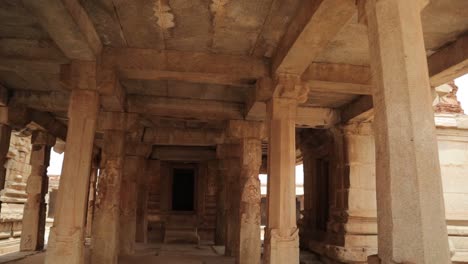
147, 160, 218, 243
301, 118, 468, 263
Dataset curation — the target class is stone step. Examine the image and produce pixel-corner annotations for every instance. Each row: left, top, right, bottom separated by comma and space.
164, 228, 200, 244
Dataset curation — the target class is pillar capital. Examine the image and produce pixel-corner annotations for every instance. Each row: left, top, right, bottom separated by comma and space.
272, 73, 309, 103
31, 130, 56, 147
61, 61, 97, 90
225, 120, 266, 141
0, 106, 31, 129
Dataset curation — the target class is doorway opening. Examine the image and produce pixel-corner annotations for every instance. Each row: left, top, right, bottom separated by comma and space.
171, 168, 195, 211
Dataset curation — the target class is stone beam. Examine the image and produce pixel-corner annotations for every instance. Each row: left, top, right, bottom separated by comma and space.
302, 63, 372, 94
127, 95, 243, 121
142, 127, 225, 146
102, 48, 269, 86
246, 103, 339, 129
340, 38, 468, 123
0, 38, 69, 63
428, 34, 468, 87
151, 146, 216, 161
29, 110, 67, 141
9, 90, 69, 112
22, 0, 102, 60
272, 0, 355, 75
340, 95, 374, 124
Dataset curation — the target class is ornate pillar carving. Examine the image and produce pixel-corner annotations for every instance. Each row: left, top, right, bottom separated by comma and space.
20, 131, 55, 251
91, 112, 134, 264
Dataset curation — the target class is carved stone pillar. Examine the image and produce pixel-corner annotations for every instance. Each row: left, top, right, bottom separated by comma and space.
120, 144, 150, 254
364, 0, 451, 263
45, 87, 99, 264
91, 112, 131, 264
136, 158, 157, 243
263, 74, 308, 264
225, 120, 264, 264
85, 151, 100, 239
0, 107, 12, 195
217, 145, 241, 257
215, 161, 226, 246
20, 131, 55, 251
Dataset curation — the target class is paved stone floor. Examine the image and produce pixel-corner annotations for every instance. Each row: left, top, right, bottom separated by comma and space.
0, 242, 329, 264
0, 243, 235, 264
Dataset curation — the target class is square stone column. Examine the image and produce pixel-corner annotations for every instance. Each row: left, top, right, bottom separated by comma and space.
263, 75, 308, 264
136, 159, 158, 243
20, 131, 55, 251
215, 161, 226, 246
364, 0, 451, 263
120, 144, 151, 255
45, 89, 99, 264
217, 144, 242, 257
91, 112, 133, 264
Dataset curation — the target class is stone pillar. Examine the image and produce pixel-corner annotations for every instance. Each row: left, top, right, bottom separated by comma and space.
217, 146, 241, 257
263, 75, 308, 264
215, 161, 226, 246
0, 126, 11, 191
85, 151, 100, 238
298, 136, 316, 248
227, 121, 264, 264
135, 159, 156, 243
45, 89, 99, 264
20, 131, 55, 251
364, 0, 451, 263
120, 144, 150, 254
91, 112, 130, 264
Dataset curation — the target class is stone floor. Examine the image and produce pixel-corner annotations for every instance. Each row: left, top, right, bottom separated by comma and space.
0, 242, 325, 264
0, 243, 235, 264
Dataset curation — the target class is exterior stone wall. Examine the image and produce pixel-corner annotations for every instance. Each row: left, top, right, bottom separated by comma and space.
302, 117, 468, 263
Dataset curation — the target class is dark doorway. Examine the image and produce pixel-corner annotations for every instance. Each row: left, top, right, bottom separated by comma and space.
172, 169, 195, 211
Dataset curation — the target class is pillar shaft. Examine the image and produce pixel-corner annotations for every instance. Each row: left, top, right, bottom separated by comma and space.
263, 97, 299, 264
238, 138, 262, 264
120, 154, 147, 255
0, 123, 11, 191
136, 159, 156, 243
221, 157, 241, 257
91, 129, 126, 264
215, 163, 226, 245
20, 131, 55, 251
365, 0, 451, 263
85, 153, 99, 238
45, 89, 99, 264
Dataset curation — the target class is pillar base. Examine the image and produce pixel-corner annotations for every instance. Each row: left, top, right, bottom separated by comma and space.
45, 227, 85, 264
263, 228, 299, 264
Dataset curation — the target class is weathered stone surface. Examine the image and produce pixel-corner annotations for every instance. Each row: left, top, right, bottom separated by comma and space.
45, 89, 99, 264
91, 130, 125, 264
20, 131, 54, 251
365, 0, 451, 263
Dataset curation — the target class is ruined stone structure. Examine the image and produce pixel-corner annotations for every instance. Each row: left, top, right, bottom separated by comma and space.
0, 0, 467, 263
0, 133, 31, 247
